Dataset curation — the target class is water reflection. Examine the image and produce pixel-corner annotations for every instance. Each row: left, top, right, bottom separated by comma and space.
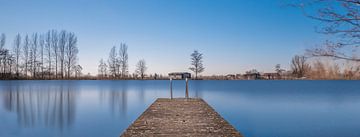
99, 81, 128, 116
0, 80, 359, 137
1, 81, 78, 129
192, 81, 203, 98
138, 81, 145, 103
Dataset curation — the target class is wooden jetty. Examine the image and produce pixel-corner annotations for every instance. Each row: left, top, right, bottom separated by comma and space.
121, 98, 242, 137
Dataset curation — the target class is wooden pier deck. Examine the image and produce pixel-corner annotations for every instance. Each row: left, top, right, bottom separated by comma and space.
121, 98, 242, 137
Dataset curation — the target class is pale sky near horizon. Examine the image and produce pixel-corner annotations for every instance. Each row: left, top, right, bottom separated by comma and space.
0, 0, 324, 76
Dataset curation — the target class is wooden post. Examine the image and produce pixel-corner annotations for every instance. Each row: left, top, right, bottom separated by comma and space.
170, 78, 173, 99
185, 78, 189, 98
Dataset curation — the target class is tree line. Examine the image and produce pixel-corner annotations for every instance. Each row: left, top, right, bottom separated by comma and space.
98, 47, 205, 80
0, 30, 81, 79
98, 43, 149, 79
1, 29, 205, 80
98, 43, 154, 80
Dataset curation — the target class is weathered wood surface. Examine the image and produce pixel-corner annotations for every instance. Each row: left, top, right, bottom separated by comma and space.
121, 98, 242, 137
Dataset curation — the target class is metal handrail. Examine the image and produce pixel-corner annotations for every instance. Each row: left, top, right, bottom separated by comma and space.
169, 77, 189, 99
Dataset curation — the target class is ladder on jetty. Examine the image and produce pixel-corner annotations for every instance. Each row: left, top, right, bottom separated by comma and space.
120, 79, 242, 137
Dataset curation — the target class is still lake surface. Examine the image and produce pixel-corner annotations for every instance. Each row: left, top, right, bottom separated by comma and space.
0, 80, 359, 137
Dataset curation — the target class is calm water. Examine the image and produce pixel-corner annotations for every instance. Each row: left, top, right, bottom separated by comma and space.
0, 80, 359, 137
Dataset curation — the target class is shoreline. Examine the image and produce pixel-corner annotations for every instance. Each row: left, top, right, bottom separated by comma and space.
1, 79, 359, 81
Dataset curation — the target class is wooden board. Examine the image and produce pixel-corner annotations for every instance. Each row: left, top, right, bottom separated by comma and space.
121, 98, 242, 137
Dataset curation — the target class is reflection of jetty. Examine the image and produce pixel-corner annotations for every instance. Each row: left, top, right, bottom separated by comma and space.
121, 98, 242, 137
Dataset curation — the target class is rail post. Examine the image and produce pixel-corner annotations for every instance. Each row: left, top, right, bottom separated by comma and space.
170, 78, 173, 99
185, 78, 189, 98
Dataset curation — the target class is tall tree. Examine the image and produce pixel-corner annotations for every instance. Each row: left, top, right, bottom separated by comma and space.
1, 49, 9, 74
13, 34, 21, 77
23, 35, 30, 77
39, 35, 45, 78
30, 33, 38, 78
7, 54, 15, 75
65, 32, 78, 78
294, 0, 360, 61
135, 59, 147, 79
98, 58, 107, 78
108, 46, 117, 78
0, 33, 6, 74
74, 65, 82, 78
291, 55, 311, 78
58, 30, 67, 79
51, 30, 59, 78
45, 30, 52, 78
189, 50, 205, 79
0, 33, 5, 49
119, 43, 128, 78
275, 64, 285, 74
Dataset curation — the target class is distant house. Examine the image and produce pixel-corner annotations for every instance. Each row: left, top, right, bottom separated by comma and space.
243, 73, 261, 80
226, 74, 236, 80
168, 72, 191, 79
235, 74, 243, 79
262, 73, 281, 80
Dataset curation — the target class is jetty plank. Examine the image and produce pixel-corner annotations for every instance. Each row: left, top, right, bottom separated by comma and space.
121, 98, 242, 137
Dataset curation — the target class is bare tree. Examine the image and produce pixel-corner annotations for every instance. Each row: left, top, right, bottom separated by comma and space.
246, 69, 259, 74
291, 55, 311, 78
74, 65, 82, 78
98, 58, 108, 78
108, 46, 117, 78
0, 33, 6, 75
135, 59, 147, 79
51, 30, 59, 78
65, 32, 78, 78
39, 35, 45, 78
7, 54, 15, 75
58, 30, 67, 79
30, 33, 38, 78
115, 58, 120, 77
119, 43, 128, 78
45, 30, 52, 78
275, 64, 285, 74
189, 50, 205, 79
1, 50, 9, 74
23, 34, 30, 77
294, 0, 360, 61
13, 34, 21, 77
0, 33, 5, 49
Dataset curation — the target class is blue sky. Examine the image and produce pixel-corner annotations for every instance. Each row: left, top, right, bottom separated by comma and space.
0, 0, 323, 75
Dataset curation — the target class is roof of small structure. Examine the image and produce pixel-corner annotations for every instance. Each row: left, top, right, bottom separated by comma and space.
263, 73, 280, 76
168, 72, 191, 75
243, 73, 260, 76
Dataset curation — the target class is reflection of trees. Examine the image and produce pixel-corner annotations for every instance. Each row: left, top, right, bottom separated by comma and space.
2, 81, 77, 129
100, 81, 128, 116
139, 82, 145, 103
193, 81, 203, 98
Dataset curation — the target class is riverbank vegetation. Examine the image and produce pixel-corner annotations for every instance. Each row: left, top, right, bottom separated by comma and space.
291, 0, 360, 80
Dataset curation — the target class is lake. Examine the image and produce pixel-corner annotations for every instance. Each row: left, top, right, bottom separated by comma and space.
0, 80, 359, 137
